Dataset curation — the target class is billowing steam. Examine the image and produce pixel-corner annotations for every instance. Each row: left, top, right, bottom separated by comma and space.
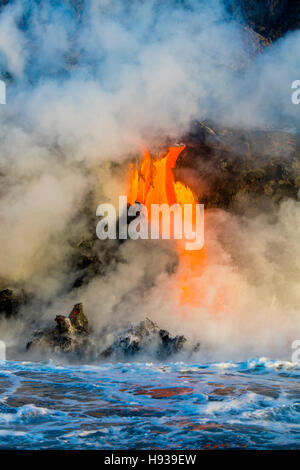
0, 0, 299, 359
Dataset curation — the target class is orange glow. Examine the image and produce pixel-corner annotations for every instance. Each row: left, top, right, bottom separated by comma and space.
128, 145, 190, 209
128, 145, 208, 313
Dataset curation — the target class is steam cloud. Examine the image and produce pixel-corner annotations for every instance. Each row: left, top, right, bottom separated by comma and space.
0, 0, 299, 359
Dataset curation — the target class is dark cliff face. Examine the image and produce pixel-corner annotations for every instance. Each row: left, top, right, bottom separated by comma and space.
228, 0, 300, 41
176, 121, 300, 211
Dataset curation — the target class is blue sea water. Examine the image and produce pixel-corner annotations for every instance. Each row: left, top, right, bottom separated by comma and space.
0, 358, 299, 449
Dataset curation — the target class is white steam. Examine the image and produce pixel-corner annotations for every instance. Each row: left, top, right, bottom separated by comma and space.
0, 0, 299, 359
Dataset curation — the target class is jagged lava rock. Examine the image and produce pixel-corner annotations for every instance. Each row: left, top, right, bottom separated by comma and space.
26, 307, 189, 361
101, 318, 187, 359
26, 303, 90, 356
68, 303, 88, 333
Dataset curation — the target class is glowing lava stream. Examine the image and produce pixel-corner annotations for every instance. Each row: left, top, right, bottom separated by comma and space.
128, 145, 208, 313
128, 145, 194, 209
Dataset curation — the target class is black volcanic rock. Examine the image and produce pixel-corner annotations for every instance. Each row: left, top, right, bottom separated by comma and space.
228, 0, 300, 41
0, 289, 15, 317
69, 302, 89, 333
0, 288, 25, 318
26, 303, 90, 356
26, 308, 188, 361
159, 329, 187, 358
178, 121, 300, 210
101, 318, 187, 360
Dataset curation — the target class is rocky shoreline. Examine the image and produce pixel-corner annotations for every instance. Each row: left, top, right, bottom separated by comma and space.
26, 303, 190, 361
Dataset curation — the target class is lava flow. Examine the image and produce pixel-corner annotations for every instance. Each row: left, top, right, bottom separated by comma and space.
128, 145, 195, 210
128, 145, 207, 313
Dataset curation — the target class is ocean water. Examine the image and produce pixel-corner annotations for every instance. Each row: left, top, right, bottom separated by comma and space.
0, 358, 299, 449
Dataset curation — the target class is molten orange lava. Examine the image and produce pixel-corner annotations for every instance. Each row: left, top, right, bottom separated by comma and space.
128, 145, 208, 314
128, 145, 195, 211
